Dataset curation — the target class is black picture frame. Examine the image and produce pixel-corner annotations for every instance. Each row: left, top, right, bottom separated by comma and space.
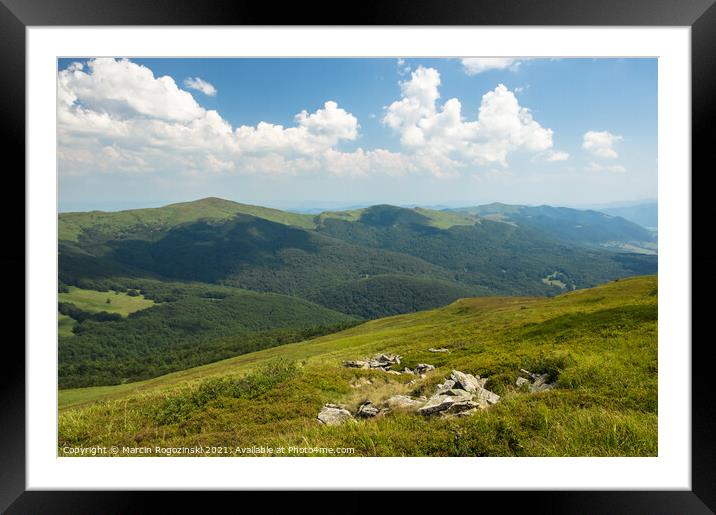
3, 0, 711, 512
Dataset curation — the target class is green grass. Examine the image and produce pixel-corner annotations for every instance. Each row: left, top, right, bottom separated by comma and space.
59, 286, 155, 316
58, 286, 155, 335
58, 314, 76, 337
58, 275, 657, 457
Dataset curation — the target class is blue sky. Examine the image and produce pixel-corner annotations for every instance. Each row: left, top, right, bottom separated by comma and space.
57, 57, 657, 212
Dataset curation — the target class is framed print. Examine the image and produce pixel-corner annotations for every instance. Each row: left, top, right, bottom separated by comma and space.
4, 0, 713, 511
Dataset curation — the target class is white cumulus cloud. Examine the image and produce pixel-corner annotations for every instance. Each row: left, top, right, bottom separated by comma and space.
184, 77, 217, 96
461, 58, 525, 75
57, 59, 566, 181
582, 130, 622, 159
57, 58, 395, 178
383, 66, 556, 168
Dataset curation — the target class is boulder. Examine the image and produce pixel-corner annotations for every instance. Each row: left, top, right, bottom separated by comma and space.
450, 370, 482, 392
517, 369, 556, 393
384, 395, 425, 411
435, 379, 456, 395
403, 368, 415, 375
473, 386, 501, 406
317, 404, 353, 426
414, 363, 435, 374
345, 353, 401, 371
356, 401, 381, 418
418, 389, 474, 416
516, 376, 530, 388
428, 348, 450, 353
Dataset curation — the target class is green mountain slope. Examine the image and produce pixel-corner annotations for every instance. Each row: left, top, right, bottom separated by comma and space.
306, 274, 481, 319
454, 203, 656, 251
59, 198, 658, 317
59, 275, 657, 457
315, 205, 657, 294
59, 196, 316, 242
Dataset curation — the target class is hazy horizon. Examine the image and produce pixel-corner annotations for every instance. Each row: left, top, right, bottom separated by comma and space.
58, 195, 658, 214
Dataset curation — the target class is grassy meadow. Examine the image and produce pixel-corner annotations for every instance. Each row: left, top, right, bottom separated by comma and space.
59, 286, 155, 315
58, 275, 657, 457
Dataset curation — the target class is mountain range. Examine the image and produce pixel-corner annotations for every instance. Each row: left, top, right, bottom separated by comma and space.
58, 197, 657, 387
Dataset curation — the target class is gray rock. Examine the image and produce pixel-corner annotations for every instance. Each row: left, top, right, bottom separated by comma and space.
414, 363, 435, 374
356, 401, 381, 418
517, 369, 556, 393
435, 379, 456, 395
473, 387, 501, 406
419, 389, 474, 416
386, 370, 402, 375
403, 368, 415, 375
384, 395, 425, 411
450, 370, 482, 392
428, 348, 450, 353
344, 353, 402, 371
318, 404, 353, 426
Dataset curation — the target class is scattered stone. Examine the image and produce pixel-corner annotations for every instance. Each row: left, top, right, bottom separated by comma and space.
516, 376, 530, 388
343, 353, 402, 371
420, 370, 501, 416
386, 370, 402, 375
317, 404, 353, 426
384, 395, 425, 411
516, 369, 556, 393
414, 363, 435, 374
419, 389, 474, 416
356, 401, 382, 418
450, 370, 482, 393
403, 367, 415, 375
435, 379, 456, 395
473, 387, 501, 406
428, 348, 450, 353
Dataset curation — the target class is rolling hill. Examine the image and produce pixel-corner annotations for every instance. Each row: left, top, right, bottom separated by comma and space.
58, 275, 657, 457
57, 197, 658, 388
452, 203, 657, 252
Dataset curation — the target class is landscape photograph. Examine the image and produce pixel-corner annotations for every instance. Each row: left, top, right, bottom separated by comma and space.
57, 56, 657, 457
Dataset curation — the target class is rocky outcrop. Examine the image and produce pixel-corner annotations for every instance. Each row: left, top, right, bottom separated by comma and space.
419, 370, 500, 417
343, 354, 401, 371
321, 369, 500, 424
317, 404, 353, 426
516, 369, 556, 393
